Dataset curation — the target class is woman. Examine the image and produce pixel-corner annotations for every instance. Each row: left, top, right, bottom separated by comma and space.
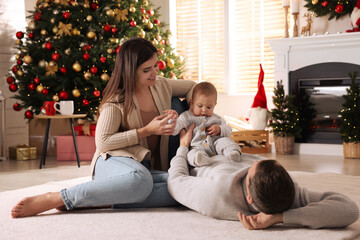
11, 37, 196, 217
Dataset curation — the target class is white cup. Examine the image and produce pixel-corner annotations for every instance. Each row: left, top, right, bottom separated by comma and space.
54, 100, 74, 115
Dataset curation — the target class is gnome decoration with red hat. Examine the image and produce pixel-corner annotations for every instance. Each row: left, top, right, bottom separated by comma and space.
245, 64, 269, 130
347, 0, 360, 32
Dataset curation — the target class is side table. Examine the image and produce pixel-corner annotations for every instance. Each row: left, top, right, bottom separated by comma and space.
34, 114, 87, 169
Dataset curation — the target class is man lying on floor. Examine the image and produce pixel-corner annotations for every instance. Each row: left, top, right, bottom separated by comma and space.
168, 124, 359, 230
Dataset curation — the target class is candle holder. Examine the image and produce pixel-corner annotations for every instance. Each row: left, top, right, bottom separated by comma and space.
292, 12, 299, 37
284, 6, 289, 38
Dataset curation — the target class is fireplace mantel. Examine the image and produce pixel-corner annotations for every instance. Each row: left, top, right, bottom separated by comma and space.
267, 32, 360, 94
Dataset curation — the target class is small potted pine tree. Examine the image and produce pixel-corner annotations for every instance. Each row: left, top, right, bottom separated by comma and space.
340, 72, 360, 159
268, 81, 302, 154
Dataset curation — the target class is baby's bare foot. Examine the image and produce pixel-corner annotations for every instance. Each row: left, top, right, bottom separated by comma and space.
11, 192, 64, 218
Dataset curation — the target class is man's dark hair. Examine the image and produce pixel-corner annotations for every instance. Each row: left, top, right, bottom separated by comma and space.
248, 160, 295, 214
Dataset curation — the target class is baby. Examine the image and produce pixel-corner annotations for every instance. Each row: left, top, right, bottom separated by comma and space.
171, 82, 241, 167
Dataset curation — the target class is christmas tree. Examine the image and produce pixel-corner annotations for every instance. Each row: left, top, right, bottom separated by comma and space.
5, 0, 184, 120
304, 0, 356, 20
268, 81, 302, 138
340, 72, 360, 143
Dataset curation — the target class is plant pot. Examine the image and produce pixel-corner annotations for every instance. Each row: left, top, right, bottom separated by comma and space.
274, 136, 295, 155
343, 142, 360, 159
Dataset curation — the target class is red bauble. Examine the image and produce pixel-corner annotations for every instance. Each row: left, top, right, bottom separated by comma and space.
158, 60, 166, 70
130, 20, 137, 27
141, 8, 146, 14
90, 2, 98, 10
29, 32, 35, 39
111, 27, 118, 34
60, 66, 67, 74
12, 66, 18, 73
335, 4, 344, 13
59, 90, 69, 100
62, 12, 70, 19
34, 77, 40, 84
115, 46, 121, 54
6, 76, 15, 84
90, 66, 98, 74
100, 56, 107, 63
34, 12, 41, 21
9, 83, 18, 92
82, 99, 89, 106
16, 31, 24, 39
93, 90, 101, 97
42, 88, 49, 95
45, 42, 52, 50
25, 110, 34, 119
13, 103, 21, 111
103, 24, 112, 32
322, 1, 328, 7
17, 59, 23, 65
157, 49, 164, 55
147, 9, 154, 16
83, 45, 91, 51
154, 19, 160, 25
52, 52, 61, 61
28, 83, 36, 91
83, 53, 90, 60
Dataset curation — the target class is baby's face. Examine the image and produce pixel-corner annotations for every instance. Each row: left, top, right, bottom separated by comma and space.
191, 94, 217, 117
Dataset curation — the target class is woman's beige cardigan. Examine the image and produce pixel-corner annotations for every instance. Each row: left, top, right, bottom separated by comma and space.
90, 77, 196, 176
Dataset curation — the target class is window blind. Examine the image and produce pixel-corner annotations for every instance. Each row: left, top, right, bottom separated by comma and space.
175, 0, 285, 94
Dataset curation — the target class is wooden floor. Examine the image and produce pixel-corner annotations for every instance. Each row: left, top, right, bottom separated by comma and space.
0, 153, 360, 192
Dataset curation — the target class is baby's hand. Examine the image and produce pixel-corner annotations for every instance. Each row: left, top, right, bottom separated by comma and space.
163, 109, 178, 124
206, 124, 221, 136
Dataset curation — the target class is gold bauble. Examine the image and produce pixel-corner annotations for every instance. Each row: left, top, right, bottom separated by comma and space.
16, 39, 22, 45
72, 0, 79, 6
16, 70, 23, 77
15, 54, 20, 60
50, 18, 56, 24
48, 61, 56, 67
129, 6, 136, 13
100, 73, 110, 81
139, 29, 146, 38
38, 60, 47, 68
53, 26, 59, 34
143, 0, 149, 6
87, 31, 96, 39
106, 9, 114, 17
84, 71, 92, 80
156, 34, 162, 41
65, 48, 71, 55
72, 62, 82, 72
36, 84, 44, 93
41, 29, 47, 36
54, 0, 60, 4
147, 22, 153, 29
72, 88, 81, 98
166, 58, 174, 68
152, 39, 158, 45
158, 71, 164, 77
28, 21, 35, 30
72, 28, 80, 36
52, 95, 59, 101
109, 38, 119, 44
312, 0, 318, 4
107, 48, 114, 54
23, 55, 33, 64
42, 3, 49, 8
142, 18, 149, 25
86, 15, 93, 21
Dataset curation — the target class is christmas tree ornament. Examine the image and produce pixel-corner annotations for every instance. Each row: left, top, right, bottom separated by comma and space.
9, 83, 18, 92
100, 73, 110, 81
100, 56, 107, 63
158, 71, 164, 77
84, 71, 92, 80
147, 9, 154, 16
166, 58, 174, 68
65, 48, 71, 55
105, 9, 114, 17
170, 72, 176, 79
46, 61, 58, 76
17, 59, 23, 65
52, 26, 59, 34
52, 94, 60, 101
152, 39, 158, 45
129, 5, 136, 13
139, 29, 146, 38
15, 54, 20, 60
16, 39, 22, 45
50, 18, 56, 24
115, 46, 121, 54
72, 88, 81, 98
36, 84, 44, 93
25, 110, 34, 119
111, 27, 118, 34
141, 8, 146, 14
90, 2, 98, 10
86, 15, 93, 21
13, 103, 21, 111
158, 60, 166, 70
6, 76, 15, 84
60, 66, 67, 74
322, 1, 328, 7
154, 19, 160, 25
109, 38, 119, 43
45, 42, 52, 50
23, 55, 33, 64
12, 66, 18, 73
16, 31, 24, 39
83, 0, 90, 8
103, 24, 112, 32
130, 20, 137, 27
143, 0, 149, 6
312, 0, 318, 4
40, 30, 48, 36
82, 99, 89, 106
147, 22, 153, 29
53, 9, 60, 14
90, 66, 98, 74
42, 88, 49, 95
38, 60, 47, 68
16, 70, 24, 77
34, 77, 40, 84
28, 83, 36, 91
52, 52, 61, 61
83, 52, 90, 60
115, 8, 128, 22
62, 11, 71, 19
28, 21, 35, 30
142, 18, 149, 25
72, 61, 82, 72
335, 4, 344, 14
34, 12, 42, 21
87, 30, 96, 39
57, 22, 72, 36
28, 32, 35, 39
93, 89, 101, 97
72, 28, 80, 36
59, 90, 69, 99
71, 0, 78, 6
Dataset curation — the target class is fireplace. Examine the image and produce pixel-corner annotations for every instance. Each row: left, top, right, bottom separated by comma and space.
289, 62, 360, 144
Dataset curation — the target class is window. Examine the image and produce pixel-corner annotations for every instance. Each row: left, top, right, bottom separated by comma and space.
175, 0, 285, 94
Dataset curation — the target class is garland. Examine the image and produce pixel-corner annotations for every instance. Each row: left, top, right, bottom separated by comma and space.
304, 0, 357, 20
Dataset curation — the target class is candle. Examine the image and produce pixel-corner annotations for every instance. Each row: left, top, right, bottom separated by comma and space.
291, 0, 299, 13
282, 0, 290, 7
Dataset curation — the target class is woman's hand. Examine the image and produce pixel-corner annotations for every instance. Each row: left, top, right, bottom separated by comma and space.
137, 114, 177, 139
180, 124, 195, 148
237, 211, 283, 230
163, 109, 178, 121
206, 124, 221, 136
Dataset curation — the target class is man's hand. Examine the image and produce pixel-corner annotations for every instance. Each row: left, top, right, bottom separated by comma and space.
206, 124, 221, 136
237, 211, 283, 230
179, 124, 195, 148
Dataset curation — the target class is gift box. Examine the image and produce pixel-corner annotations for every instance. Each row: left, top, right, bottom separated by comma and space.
9, 145, 37, 160
74, 123, 96, 136
56, 135, 96, 161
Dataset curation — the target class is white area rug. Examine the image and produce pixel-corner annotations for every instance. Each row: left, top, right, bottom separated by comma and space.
1, 171, 360, 240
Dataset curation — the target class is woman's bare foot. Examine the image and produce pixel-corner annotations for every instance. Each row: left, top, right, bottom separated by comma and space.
11, 192, 64, 218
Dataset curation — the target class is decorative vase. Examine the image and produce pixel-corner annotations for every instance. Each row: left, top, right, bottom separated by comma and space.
343, 142, 360, 159
274, 135, 295, 155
